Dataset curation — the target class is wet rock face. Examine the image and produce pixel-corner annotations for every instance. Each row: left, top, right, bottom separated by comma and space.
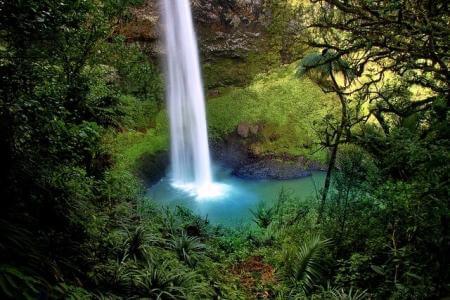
211, 129, 327, 180
115, 0, 267, 58
193, 0, 265, 29
115, 1, 161, 56
233, 160, 314, 180
193, 0, 267, 58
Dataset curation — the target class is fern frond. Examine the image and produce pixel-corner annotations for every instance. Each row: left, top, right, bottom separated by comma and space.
282, 235, 332, 293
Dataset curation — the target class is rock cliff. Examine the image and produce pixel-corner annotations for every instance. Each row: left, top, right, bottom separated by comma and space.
116, 0, 268, 58
115, 0, 274, 88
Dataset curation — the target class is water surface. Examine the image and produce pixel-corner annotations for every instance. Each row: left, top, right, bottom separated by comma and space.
148, 166, 325, 226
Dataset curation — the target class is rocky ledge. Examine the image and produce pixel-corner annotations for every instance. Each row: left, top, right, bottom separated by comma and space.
211, 123, 327, 180
232, 157, 325, 180
137, 122, 327, 183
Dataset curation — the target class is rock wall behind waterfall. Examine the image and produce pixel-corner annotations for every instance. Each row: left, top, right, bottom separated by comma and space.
115, 0, 268, 58
115, 0, 272, 88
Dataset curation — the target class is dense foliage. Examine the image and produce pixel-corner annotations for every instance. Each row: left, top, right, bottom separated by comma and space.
293, 0, 450, 297
1, 0, 448, 299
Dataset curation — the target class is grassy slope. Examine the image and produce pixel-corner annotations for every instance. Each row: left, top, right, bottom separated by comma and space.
108, 112, 169, 174
207, 63, 337, 162
110, 63, 336, 172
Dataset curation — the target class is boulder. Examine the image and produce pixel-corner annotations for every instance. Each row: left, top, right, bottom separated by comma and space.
207, 89, 220, 97
211, 130, 327, 180
237, 122, 260, 138
237, 122, 250, 138
249, 124, 259, 135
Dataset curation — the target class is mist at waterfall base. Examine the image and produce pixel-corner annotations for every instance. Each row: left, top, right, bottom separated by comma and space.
156, 0, 324, 226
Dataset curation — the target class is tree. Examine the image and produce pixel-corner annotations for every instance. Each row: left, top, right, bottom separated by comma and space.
305, 0, 448, 117
298, 50, 354, 220
0, 0, 140, 297
297, 0, 450, 296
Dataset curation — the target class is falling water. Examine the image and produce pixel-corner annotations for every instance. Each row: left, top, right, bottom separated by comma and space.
161, 0, 219, 198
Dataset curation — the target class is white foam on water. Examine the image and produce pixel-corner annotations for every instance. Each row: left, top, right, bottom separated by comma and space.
171, 180, 230, 201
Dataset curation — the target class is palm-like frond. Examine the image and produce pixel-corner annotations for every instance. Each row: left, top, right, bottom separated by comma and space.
0, 221, 51, 298
133, 261, 186, 299
331, 287, 369, 300
282, 235, 332, 293
0, 265, 43, 299
0, 220, 33, 254
250, 203, 274, 228
132, 261, 211, 299
122, 226, 160, 261
167, 232, 205, 266
298, 51, 354, 87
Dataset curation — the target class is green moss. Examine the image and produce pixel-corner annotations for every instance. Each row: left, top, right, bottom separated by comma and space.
207, 63, 337, 162
107, 111, 169, 174
203, 58, 246, 88
202, 50, 280, 89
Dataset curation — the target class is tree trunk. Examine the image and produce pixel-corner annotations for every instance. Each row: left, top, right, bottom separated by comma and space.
317, 69, 348, 222
318, 128, 341, 220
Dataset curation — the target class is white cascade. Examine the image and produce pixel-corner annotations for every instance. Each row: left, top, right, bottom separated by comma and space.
161, 0, 220, 198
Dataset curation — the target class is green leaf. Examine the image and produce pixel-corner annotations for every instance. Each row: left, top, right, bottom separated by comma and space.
370, 265, 385, 276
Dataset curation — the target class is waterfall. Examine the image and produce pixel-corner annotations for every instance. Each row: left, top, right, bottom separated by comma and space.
161, 0, 216, 197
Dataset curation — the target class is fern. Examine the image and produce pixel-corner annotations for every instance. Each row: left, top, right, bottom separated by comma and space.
0, 265, 42, 299
282, 235, 332, 293
331, 287, 369, 300
298, 51, 354, 88
250, 202, 274, 228
167, 232, 205, 266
